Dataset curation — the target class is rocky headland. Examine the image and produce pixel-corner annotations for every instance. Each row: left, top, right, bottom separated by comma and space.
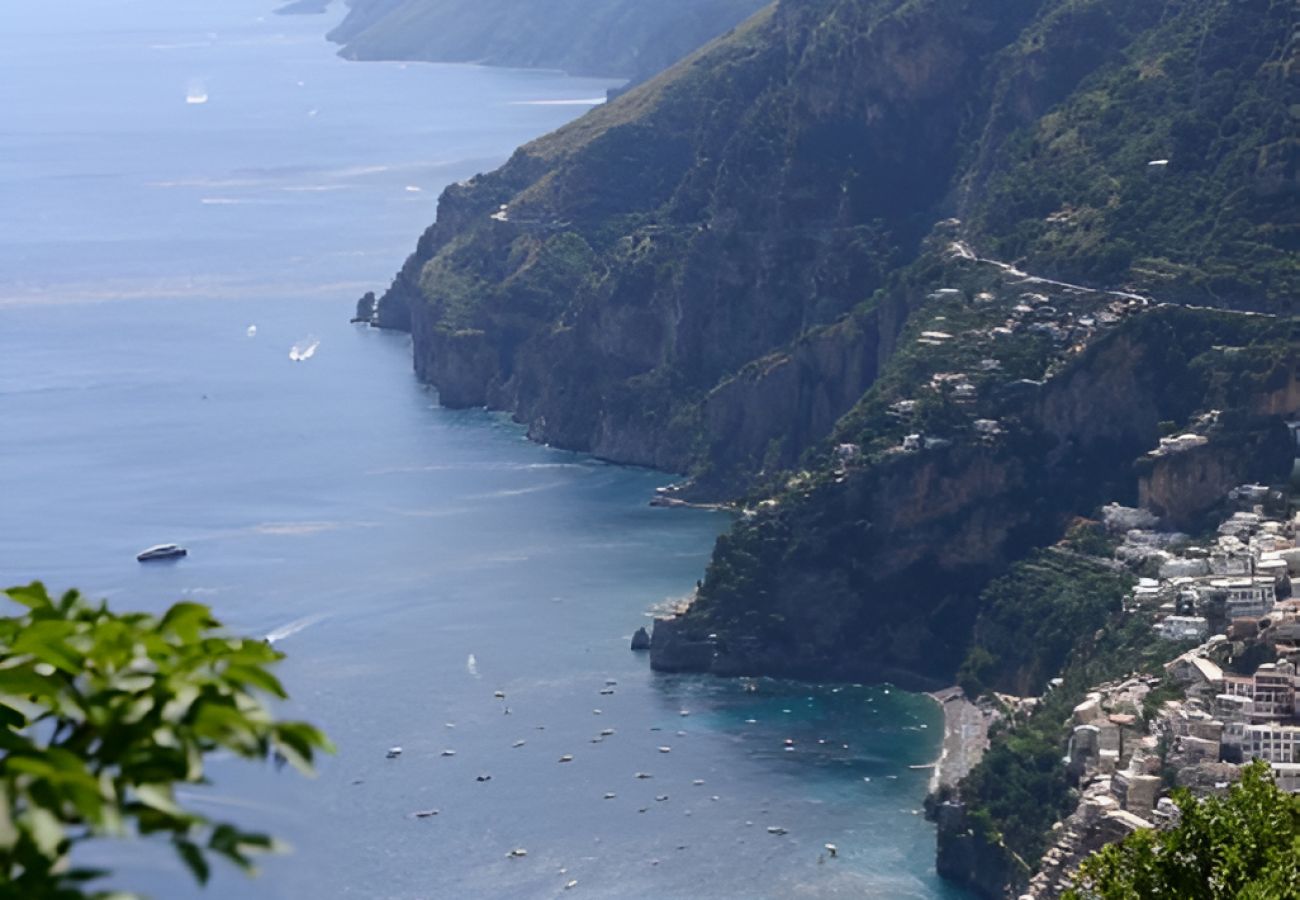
322, 0, 768, 84
351, 0, 1300, 894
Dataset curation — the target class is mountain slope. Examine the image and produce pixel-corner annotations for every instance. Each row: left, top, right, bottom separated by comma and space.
960, 0, 1298, 308
371, 0, 1052, 471
327, 0, 769, 81
367, 0, 1298, 644
361, 2, 1298, 892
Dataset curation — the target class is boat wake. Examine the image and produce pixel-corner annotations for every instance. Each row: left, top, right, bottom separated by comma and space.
289, 335, 320, 361
265, 613, 326, 644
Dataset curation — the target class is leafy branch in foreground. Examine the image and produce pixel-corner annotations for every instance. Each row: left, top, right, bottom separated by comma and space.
1065, 761, 1300, 899
0, 582, 333, 899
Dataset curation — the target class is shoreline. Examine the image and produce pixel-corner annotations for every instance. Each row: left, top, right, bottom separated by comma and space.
648, 495, 734, 511
926, 686, 992, 795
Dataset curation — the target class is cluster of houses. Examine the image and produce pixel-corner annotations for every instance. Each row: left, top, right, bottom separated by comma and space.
1020, 489, 1300, 899
1021, 672, 1174, 899
1114, 486, 1300, 788
1023, 639, 1300, 899
1164, 648, 1300, 790
1111, 489, 1298, 643
889, 254, 1154, 460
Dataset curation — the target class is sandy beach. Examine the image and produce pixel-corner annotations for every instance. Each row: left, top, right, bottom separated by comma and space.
927, 686, 993, 793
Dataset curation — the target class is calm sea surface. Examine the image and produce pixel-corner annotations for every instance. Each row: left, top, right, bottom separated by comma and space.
0, 2, 968, 897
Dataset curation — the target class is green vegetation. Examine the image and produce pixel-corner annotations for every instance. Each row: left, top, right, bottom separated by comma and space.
329, 0, 768, 81
380, 0, 1296, 481
943, 540, 1199, 870
357, 0, 1300, 893
956, 600, 1177, 866
1064, 762, 1300, 899
957, 549, 1133, 698
970, 0, 1298, 312
0, 583, 331, 899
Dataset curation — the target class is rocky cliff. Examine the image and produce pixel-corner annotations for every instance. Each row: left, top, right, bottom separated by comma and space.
327, 0, 768, 82
1137, 422, 1295, 528
361, 0, 1299, 686
358, 1, 1299, 892
370, 0, 1049, 471
656, 305, 1299, 685
367, 0, 1296, 483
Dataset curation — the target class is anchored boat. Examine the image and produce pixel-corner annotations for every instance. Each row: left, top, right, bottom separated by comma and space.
137, 543, 187, 562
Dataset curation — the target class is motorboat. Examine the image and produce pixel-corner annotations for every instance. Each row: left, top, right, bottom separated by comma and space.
137, 543, 187, 562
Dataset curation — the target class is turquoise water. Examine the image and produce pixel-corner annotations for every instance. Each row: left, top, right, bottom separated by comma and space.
0, 2, 967, 897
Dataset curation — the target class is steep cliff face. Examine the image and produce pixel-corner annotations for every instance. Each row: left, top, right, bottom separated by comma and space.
369, 0, 1295, 485
661, 307, 1299, 684
1137, 423, 1295, 527
373, 0, 1050, 475
934, 802, 1022, 899
359, 1, 1297, 892
328, 0, 768, 81
693, 286, 911, 495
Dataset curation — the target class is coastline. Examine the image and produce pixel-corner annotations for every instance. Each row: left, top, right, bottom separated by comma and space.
926, 686, 992, 795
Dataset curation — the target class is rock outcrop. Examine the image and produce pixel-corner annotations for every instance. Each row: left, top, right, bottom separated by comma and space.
934, 801, 1023, 899
368, 0, 1295, 488
1138, 423, 1295, 529
356, 2, 1300, 890
669, 307, 1300, 684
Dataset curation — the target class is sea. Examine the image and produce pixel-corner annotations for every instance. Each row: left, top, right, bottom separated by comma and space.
0, 1, 968, 897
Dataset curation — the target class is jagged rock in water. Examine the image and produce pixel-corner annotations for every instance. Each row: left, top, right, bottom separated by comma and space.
351, 290, 377, 324
630, 626, 651, 651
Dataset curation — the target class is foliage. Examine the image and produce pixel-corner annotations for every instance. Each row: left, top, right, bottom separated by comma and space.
1061, 520, 1119, 559
971, 0, 1298, 313
329, 0, 768, 81
958, 549, 1133, 697
1064, 761, 1300, 899
0, 583, 332, 899
957, 592, 1174, 865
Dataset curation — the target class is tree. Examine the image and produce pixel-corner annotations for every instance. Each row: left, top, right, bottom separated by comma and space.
0, 582, 332, 899
1065, 761, 1300, 899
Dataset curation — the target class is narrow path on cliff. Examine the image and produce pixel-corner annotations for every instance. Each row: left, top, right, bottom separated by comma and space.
948, 239, 1279, 319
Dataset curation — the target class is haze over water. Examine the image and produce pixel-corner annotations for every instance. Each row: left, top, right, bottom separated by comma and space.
0, 2, 966, 897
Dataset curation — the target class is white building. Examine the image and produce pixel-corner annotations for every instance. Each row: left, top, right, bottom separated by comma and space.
1156, 616, 1210, 641
1243, 723, 1300, 765
1209, 548, 1254, 577
1221, 662, 1299, 723
1257, 557, 1289, 586
1214, 577, 1277, 619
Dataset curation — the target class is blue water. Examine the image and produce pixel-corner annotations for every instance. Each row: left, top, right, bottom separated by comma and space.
0, 2, 967, 898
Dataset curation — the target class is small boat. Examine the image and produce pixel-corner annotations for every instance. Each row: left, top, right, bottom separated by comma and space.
137, 544, 187, 562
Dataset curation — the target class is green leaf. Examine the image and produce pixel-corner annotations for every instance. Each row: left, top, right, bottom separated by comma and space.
11, 621, 85, 673
0, 583, 330, 896
25, 806, 65, 858
223, 664, 286, 700
3, 583, 52, 611
0, 700, 28, 729
0, 784, 17, 851
0, 666, 61, 702
133, 784, 183, 818
159, 603, 218, 643
63, 866, 111, 883
174, 839, 210, 885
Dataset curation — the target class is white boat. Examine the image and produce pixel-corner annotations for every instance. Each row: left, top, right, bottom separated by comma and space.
137, 543, 187, 562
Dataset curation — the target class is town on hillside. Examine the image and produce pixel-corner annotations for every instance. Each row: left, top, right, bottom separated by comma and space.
1021, 480, 1300, 899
